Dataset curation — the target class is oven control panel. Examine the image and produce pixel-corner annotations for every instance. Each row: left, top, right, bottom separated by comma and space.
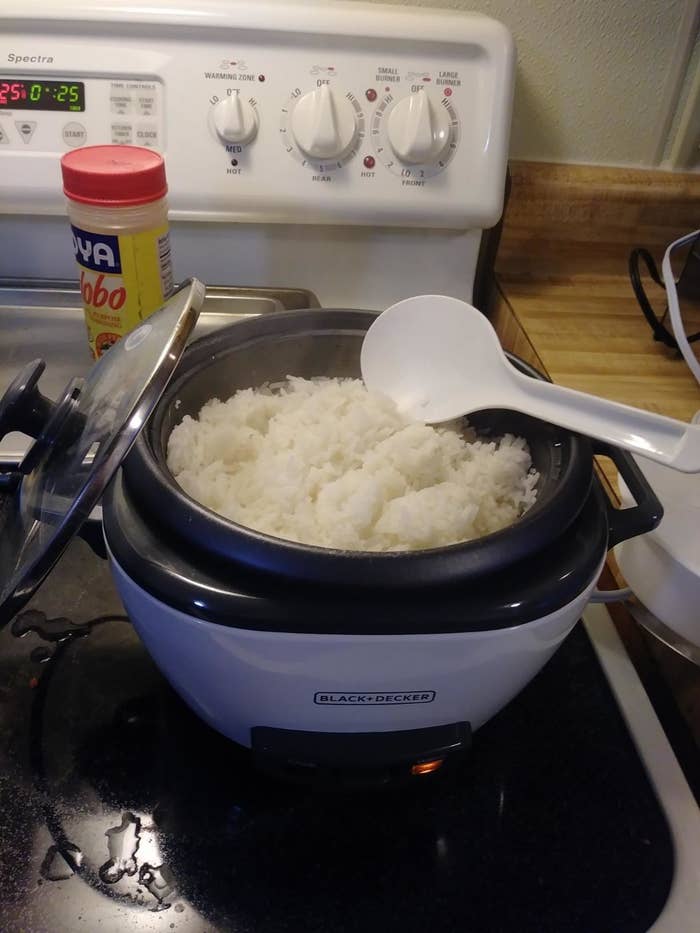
0, 0, 514, 229
0, 77, 163, 150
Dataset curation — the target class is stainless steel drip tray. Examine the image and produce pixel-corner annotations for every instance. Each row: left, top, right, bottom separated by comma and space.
0, 279, 318, 466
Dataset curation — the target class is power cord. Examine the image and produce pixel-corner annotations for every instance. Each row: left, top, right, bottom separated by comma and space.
629, 248, 676, 348
629, 239, 700, 351
590, 587, 632, 604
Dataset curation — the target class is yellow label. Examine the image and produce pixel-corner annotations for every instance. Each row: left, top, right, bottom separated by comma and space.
71, 222, 173, 358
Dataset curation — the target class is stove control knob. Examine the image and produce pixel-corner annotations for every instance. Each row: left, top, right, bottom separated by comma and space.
290, 84, 357, 160
387, 89, 450, 164
213, 92, 258, 145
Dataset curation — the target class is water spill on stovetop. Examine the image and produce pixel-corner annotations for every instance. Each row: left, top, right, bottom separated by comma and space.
12, 608, 127, 645
99, 812, 141, 884
37, 808, 176, 913
12, 609, 95, 643
139, 862, 176, 910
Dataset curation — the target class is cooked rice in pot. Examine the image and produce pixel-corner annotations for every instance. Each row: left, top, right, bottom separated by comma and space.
166, 377, 539, 551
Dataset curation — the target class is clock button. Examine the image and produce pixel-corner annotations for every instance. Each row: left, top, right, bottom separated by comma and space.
62, 122, 86, 148
135, 125, 159, 149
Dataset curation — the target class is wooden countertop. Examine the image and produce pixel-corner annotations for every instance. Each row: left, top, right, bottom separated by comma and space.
491, 161, 700, 749
495, 161, 700, 430
492, 274, 699, 490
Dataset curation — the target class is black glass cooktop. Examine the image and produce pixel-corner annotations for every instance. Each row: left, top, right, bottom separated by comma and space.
0, 538, 674, 933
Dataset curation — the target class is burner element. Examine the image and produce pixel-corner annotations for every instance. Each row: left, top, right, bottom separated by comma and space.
40, 843, 83, 881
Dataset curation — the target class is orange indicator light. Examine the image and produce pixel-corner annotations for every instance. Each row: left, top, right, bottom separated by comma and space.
411, 758, 445, 776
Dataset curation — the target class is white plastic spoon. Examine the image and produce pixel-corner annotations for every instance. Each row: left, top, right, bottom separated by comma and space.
360, 295, 700, 473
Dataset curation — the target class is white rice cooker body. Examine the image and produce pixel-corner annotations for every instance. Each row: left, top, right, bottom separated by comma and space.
109, 550, 602, 745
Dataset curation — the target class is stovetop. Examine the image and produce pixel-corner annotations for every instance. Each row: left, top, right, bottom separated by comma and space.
0, 537, 679, 933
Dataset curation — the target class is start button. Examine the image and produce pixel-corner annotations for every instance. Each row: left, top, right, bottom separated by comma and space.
62, 122, 87, 148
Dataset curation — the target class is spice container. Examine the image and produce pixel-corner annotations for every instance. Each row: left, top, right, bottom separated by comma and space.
61, 145, 174, 358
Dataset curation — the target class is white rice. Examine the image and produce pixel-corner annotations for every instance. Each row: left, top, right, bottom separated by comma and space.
166, 377, 539, 551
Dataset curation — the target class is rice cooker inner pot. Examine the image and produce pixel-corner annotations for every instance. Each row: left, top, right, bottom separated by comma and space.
118, 309, 598, 593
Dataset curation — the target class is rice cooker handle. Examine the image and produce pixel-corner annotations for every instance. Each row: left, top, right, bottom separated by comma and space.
593, 441, 664, 549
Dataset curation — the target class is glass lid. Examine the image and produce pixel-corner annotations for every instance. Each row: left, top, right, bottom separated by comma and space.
0, 278, 205, 626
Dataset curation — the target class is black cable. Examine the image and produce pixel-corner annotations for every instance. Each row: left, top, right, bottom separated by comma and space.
629, 246, 700, 349
629, 248, 675, 347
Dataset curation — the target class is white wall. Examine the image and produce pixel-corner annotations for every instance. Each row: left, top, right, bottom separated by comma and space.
353, 0, 700, 168
664, 30, 700, 168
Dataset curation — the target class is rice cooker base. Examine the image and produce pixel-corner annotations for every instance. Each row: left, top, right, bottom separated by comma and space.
109, 549, 603, 760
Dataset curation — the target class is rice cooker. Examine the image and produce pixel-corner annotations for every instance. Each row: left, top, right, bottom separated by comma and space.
0, 283, 663, 779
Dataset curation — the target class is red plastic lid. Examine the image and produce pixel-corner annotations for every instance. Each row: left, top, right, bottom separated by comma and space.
61, 145, 167, 207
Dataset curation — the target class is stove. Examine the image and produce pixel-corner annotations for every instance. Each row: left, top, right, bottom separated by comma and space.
1, 3, 699, 931
0, 537, 698, 932
0, 0, 511, 309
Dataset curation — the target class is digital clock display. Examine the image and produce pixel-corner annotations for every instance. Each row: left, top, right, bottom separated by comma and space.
0, 78, 85, 111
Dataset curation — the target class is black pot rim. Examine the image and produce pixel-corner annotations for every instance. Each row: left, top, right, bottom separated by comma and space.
103, 469, 609, 634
